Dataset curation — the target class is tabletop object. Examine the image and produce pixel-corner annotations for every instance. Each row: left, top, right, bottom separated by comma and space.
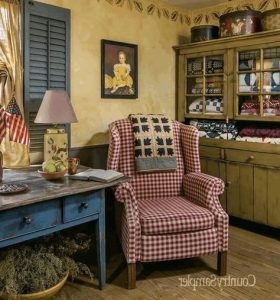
0, 183, 28, 194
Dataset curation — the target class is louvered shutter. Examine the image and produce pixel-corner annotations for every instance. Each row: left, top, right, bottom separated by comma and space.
23, 0, 70, 152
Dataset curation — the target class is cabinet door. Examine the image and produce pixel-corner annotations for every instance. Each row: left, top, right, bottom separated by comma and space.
184, 50, 228, 120
254, 166, 268, 225
227, 162, 254, 221
200, 158, 226, 210
267, 168, 280, 228
235, 44, 280, 121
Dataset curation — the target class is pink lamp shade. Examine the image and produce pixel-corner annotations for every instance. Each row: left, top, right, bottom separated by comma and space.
34, 90, 78, 124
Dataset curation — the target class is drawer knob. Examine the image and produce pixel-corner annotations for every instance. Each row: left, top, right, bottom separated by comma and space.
80, 202, 88, 209
248, 155, 255, 160
226, 181, 231, 187
23, 216, 32, 224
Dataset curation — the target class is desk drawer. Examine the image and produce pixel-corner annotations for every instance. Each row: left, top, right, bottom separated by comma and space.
0, 200, 60, 241
63, 190, 103, 223
225, 149, 280, 167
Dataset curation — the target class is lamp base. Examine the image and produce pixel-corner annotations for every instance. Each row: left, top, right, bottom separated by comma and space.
44, 128, 68, 166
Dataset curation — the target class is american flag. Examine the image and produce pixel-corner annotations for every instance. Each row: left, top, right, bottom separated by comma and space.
5, 98, 30, 146
0, 105, 7, 143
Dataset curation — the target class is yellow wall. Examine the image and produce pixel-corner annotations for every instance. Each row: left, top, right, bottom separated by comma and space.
39, 0, 277, 147
39, 0, 189, 147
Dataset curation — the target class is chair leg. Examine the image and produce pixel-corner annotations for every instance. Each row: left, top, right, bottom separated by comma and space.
217, 251, 227, 276
127, 263, 136, 289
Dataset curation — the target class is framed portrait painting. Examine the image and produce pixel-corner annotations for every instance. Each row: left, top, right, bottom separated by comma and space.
101, 39, 138, 99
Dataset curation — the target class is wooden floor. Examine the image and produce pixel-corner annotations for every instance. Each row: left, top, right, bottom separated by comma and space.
55, 226, 280, 300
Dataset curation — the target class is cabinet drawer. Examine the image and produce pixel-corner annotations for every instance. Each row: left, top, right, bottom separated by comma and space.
0, 200, 60, 241
225, 149, 280, 167
200, 146, 221, 159
63, 190, 103, 223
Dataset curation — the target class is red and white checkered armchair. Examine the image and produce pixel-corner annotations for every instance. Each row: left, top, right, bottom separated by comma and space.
107, 118, 228, 289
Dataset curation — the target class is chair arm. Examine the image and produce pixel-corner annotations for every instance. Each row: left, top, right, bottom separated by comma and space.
115, 182, 136, 203
183, 172, 225, 211
183, 173, 228, 251
114, 182, 141, 263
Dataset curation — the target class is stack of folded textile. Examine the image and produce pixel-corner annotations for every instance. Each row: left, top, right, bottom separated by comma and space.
239, 73, 258, 92
206, 76, 223, 94
191, 78, 203, 95
191, 87, 203, 94
206, 59, 224, 74
190, 119, 238, 140
188, 98, 224, 114
239, 59, 256, 71
263, 98, 280, 116
240, 100, 259, 115
205, 98, 224, 114
236, 127, 280, 144
263, 72, 280, 92
189, 99, 203, 113
187, 60, 203, 75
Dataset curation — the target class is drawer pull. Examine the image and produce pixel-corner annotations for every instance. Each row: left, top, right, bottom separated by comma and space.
23, 216, 32, 224
226, 181, 231, 187
248, 155, 255, 161
80, 202, 89, 209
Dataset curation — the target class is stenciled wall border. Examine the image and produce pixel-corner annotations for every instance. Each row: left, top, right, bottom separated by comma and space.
99, 0, 191, 25
99, 0, 280, 26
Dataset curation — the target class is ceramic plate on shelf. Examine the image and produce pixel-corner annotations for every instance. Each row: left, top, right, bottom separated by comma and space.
0, 183, 28, 195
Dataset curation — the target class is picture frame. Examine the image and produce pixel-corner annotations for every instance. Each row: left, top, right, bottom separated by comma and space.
101, 39, 138, 99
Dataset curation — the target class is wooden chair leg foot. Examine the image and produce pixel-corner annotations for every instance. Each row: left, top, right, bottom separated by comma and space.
217, 251, 227, 276
127, 263, 136, 289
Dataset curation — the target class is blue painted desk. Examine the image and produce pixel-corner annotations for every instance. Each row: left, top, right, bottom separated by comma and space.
0, 167, 127, 290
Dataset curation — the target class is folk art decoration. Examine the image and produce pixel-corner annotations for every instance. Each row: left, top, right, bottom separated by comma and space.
101, 40, 138, 99
99, 0, 280, 26
44, 128, 68, 166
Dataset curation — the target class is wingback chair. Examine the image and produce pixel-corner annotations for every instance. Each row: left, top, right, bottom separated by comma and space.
107, 118, 228, 289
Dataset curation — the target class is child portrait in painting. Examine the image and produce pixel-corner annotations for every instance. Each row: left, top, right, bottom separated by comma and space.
102, 40, 137, 98
111, 51, 133, 94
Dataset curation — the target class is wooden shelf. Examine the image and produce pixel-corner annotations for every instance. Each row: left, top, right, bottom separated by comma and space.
205, 73, 224, 77
237, 68, 280, 73
186, 94, 223, 97
185, 113, 225, 119
238, 70, 260, 74
205, 94, 223, 97
237, 92, 260, 96
263, 68, 280, 72
186, 74, 203, 78
262, 92, 280, 95
235, 115, 280, 122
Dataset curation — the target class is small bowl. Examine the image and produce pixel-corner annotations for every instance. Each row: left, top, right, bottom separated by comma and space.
38, 169, 67, 180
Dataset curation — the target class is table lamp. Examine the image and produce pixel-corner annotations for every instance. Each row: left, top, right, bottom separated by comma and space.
34, 90, 77, 166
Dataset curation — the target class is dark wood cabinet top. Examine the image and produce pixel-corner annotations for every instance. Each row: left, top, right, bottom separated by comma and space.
0, 166, 128, 211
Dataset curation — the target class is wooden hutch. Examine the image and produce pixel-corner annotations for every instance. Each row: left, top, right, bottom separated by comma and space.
174, 29, 280, 229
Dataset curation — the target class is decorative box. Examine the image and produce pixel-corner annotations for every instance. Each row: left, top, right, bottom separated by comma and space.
191, 25, 219, 43
262, 9, 280, 31
220, 10, 262, 37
